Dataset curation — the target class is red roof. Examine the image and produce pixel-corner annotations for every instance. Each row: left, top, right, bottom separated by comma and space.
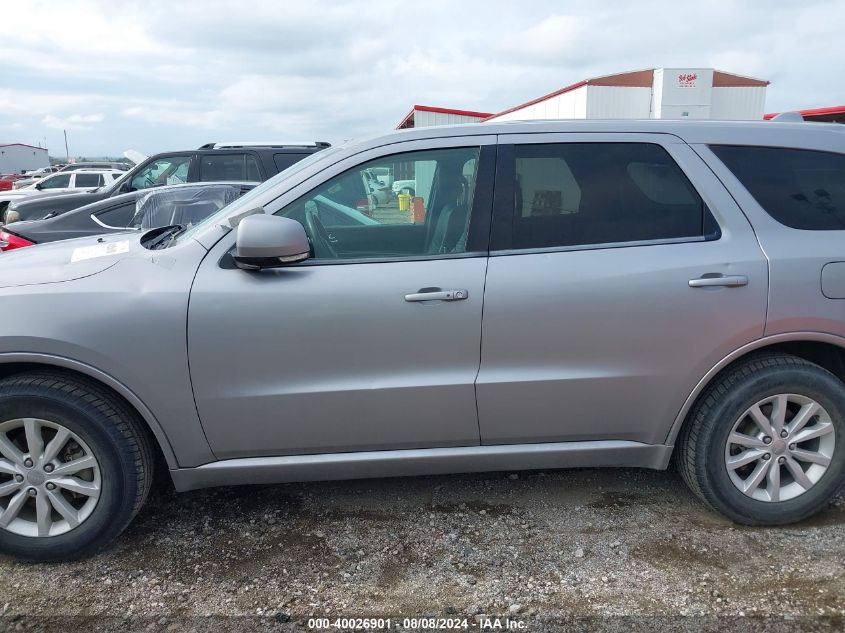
484, 68, 769, 121
397, 105, 493, 129
764, 105, 845, 120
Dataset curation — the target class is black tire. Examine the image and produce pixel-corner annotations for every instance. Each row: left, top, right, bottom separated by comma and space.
676, 353, 845, 525
0, 371, 153, 561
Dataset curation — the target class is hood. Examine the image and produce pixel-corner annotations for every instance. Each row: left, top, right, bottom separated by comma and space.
0, 232, 141, 289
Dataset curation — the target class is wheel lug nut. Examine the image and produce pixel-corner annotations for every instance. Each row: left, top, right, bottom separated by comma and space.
23, 458, 33, 468
762, 453, 771, 460
43, 464, 54, 473
780, 430, 788, 438
46, 482, 56, 491
14, 474, 24, 483
27, 487, 37, 497
789, 443, 796, 451
778, 456, 786, 464
763, 436, 772, 445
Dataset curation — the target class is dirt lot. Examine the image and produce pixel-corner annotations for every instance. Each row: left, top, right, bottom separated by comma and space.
1, 467, 843, 632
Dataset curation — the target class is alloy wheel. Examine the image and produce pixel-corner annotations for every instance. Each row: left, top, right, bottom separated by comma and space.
0, 418, 101, 537
725, 394, 836, 502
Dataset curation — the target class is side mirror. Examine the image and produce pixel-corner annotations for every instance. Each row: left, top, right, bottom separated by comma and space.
233, 214, 310, 270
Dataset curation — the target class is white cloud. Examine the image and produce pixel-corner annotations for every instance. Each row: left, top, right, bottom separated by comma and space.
42, 113, 104, 131
0, 0, 842, 155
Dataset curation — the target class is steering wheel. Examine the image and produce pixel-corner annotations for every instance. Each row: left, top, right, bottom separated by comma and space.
305, 206, 338, 259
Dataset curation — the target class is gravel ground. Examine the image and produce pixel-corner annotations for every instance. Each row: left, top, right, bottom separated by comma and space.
1, 467, 843, 632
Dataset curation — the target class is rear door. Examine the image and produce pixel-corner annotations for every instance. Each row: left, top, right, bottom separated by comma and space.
477, 133, 769, 446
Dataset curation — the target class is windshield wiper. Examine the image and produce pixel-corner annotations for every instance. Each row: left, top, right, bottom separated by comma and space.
143, 224, 186, 250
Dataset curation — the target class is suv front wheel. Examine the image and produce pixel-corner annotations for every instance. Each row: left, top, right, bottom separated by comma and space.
677, 353, 844, 525
0, 371, 153, 561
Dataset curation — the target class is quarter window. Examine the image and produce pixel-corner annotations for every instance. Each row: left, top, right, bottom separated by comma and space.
275, 147, 480, 260
711, 145, 845, 230
508, 143, 709, 249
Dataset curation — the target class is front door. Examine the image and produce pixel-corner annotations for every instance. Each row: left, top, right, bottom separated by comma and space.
477, 134, 769, 447
189, 142, 495, 459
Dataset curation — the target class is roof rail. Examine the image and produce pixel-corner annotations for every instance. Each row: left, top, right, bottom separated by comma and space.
197, 141, 331, 150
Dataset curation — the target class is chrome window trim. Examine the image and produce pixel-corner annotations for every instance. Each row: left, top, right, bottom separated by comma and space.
490, 233, 716, 257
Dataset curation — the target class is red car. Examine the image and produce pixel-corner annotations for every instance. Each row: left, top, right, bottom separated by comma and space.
0, 174, 26, 192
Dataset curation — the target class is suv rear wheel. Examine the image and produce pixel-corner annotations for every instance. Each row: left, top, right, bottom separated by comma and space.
0, 371, 153, 561
677, 353, 844, 525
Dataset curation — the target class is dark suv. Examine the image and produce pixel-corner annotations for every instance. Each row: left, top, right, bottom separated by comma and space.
3, 142, 330, 223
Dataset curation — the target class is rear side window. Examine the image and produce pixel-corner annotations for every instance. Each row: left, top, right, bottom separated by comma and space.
508, 143, 709, 249
199, 154, 262, 182
711, 145, 845, 230
74, 173, 101, 188
93, 201, 137, 228
273, 153, 310, 173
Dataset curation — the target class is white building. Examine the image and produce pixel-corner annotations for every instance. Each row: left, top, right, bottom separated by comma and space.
485, 68, 769, 122
396, 68, 770, 129
0, 143, 50, 174
397, 105, 493, 129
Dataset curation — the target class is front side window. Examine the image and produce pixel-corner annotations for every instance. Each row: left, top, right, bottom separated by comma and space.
130, 156, 191, 191
711, 145, 845, 230
275, 147, 480, 260
508, 143, 708, 249
38, 174, 71, 190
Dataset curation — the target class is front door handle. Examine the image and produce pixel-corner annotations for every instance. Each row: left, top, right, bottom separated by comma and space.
689, 274, 748, 288
404, 289, 469, 302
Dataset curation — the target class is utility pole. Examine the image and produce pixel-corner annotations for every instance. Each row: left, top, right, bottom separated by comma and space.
63, 129, 70, 162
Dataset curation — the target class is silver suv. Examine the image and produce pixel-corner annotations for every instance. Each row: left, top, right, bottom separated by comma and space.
1, 120, 843, 561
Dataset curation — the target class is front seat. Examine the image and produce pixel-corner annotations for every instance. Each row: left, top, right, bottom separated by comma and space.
427, 174, 469, 254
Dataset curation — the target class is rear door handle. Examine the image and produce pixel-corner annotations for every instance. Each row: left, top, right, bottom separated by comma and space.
689, 275, 748, 288
404, 289, 469, 302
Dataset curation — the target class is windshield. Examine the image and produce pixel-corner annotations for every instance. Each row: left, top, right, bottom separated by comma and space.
175, 145, 343, 243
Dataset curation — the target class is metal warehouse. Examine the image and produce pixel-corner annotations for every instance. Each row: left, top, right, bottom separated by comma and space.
398, 67, 769, 128
0, 142, 49, 173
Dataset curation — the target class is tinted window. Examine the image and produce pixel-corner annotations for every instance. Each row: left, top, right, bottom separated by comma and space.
93, 201, 137, 228
711, 145, 845, 230
275, 147, 480, 260
273, 153, 309, 173
199, 154, 262, 182
38, 174, 71, 189
130, 156, 191, 191
74, 173, 101, 188
508, 143, 707, 249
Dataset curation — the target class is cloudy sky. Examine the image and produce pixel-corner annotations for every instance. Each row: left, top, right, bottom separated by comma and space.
1, 0, 842, 157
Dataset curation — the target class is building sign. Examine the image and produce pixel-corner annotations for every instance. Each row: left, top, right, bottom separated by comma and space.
678, 72, 698, 87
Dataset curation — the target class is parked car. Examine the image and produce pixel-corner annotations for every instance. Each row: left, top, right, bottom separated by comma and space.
392, 178, 416, 196
0, 120, 844, 562
363, 168, 393, 206
0, 182, 256, 249
0, 170, 123, 217
12, 166, 62, 189
0, 174, 28, 192
2, 141, 331, 225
